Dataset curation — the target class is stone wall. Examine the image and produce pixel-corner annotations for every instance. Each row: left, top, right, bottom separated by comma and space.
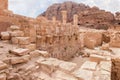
36, 20, 80, 60
0, 0, 8, 10
111, 57, 120, 80
79, 29, 105, 49
0, 9, 82, 60
110, 31, 120, 48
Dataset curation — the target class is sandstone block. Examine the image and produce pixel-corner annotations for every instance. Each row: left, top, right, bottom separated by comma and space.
73, 69, 93, 80
0, 0, 8, 10
24, 44, 36, 51
100, 61, 111, 74
10, 48, 30, 56
81, 61, 97, 71
33, 71, 53, 80
85, 39, 96, 49
10, 31, 24, 37
31, 50, 49, 57
109, 31, 120, 48
17, 37, 30, 45
0, 32, 10, 40
37, 50, 49, 57
11, 37, 19, 44
40, 60, 59, 74
10, 25, 20, 31
30, 50, 41, 58
54, 70, 78, 80
84, 31, 103, 48
11, 55, 30, 65
0, 74, 6, 80
36, 57, 46, 63
59, 62, 77, 72
0, 61, 8, 70
110, 41, 120, 48
37, 58, 62, 74
89, 54, 106, 62
101, 43, 110, 51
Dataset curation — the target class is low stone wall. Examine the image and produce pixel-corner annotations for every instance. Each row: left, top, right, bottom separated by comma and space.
110, 31, 120, 48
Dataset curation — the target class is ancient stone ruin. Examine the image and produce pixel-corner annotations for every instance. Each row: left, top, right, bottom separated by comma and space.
0, 0, 120, 80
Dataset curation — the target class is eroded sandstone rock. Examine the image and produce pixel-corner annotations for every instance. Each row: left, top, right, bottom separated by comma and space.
0, 61, 8, 70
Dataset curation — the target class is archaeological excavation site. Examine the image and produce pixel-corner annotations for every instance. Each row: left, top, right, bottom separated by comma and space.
0, 0, 120, 80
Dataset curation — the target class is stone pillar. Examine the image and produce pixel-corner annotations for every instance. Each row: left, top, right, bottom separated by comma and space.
0, 0, 8, 10
73, 14, 78, 25
52, 16, 56, 24
41, 36, 46, 49
29, 25, 37, 43
61, 11, 67, 24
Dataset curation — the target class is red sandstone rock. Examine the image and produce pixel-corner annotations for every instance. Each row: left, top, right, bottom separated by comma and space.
39, 1, 114, 29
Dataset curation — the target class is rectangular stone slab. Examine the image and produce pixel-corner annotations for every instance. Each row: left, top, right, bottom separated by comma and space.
10, 48, 30, 56
73, 69, 93, 80
81, 61, 97, 71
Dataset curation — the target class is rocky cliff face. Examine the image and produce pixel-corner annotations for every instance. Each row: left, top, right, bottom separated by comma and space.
39, 1, 115, 29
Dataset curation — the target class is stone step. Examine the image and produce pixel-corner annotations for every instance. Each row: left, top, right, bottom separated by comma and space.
10, 48, 30, 56
11, 55, 30, 65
